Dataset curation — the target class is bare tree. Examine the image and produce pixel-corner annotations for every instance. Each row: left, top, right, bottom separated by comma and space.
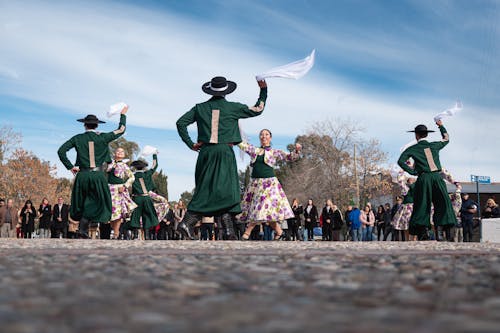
277, 118, 392, 209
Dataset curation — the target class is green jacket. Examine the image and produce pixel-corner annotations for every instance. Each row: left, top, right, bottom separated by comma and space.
132, 154, 158, 195
398, 125, 449, 175
176, 88, 267, 149
58, 115, 126, 170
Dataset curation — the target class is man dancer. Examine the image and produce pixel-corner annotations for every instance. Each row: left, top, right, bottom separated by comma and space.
176, 76, 267, 240
397, 120, 455, 240
58, 106, 128, 238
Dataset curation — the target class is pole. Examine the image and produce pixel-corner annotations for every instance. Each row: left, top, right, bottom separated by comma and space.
354, 144, 359, 207
476, 178, 481, 242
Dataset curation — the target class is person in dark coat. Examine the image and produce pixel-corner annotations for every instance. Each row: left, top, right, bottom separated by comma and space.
20, 200, 36, 239
303, 199, 318, 241
52, 197, 69, 238
321, 199, 335, 241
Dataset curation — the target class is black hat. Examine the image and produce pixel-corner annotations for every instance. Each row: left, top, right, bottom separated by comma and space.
77, 114, 105, 124
202, 76, 237, 96
407, 124, 435, 134
131, 160, 148, 170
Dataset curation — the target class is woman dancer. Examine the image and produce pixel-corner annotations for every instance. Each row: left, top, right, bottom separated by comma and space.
392, 171, 416, 241
107, 148, 137, 239
240, 129, 301, 240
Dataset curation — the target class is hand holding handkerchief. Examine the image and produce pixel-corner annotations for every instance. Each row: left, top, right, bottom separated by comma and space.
433, 101, 462, 122
140, 145, 158, 158
256, 49, 315, 81
108, 102, 128, 118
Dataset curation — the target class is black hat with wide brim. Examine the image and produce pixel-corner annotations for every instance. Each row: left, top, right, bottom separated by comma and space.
407, 124, 435, 134
130, 160, 148, 170
77, 114, 105, 124
202, 76, 237, 96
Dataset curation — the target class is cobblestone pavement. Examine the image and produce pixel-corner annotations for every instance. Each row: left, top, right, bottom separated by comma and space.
1, 240, 499, 333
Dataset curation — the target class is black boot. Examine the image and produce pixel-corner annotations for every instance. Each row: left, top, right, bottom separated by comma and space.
78, 217, 90, 239
177, 211, 201, 240
220, 213, 237, 240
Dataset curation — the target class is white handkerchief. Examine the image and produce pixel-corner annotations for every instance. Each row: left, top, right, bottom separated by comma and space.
433, 101, 462, 122
140, 145, 158, 157
390, 164, 401, 183
256, 49, 315, 81
108, 102, 128, 118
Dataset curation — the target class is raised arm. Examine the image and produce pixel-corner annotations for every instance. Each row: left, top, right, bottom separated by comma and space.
103, 107, 128, 142
434, 120, 449, 150
239, 80, 268, 119
151, 154, 158, 173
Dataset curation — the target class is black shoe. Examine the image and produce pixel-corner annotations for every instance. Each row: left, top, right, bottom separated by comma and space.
177, 211, 201, 240
219, 213, 237, 240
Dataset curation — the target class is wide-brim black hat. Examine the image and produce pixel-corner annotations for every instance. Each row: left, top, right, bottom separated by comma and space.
407, 124, 435, 133
202, 76, 237, 96
130, 160, 148, 170
77, 114, 105, 124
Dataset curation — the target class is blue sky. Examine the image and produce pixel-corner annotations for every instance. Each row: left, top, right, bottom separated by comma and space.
1, 0, 499, 200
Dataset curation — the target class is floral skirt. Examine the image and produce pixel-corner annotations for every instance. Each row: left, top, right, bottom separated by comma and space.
392, 203, 413, 230
149, 191, 168, 222
240, 177, 294, 223
109, 184, 138, 221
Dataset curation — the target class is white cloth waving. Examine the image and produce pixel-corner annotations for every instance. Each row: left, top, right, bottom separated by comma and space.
433, 101, 462, 122
140, 145, 158, 158
256, 49, 315, 81
108, 102, 128, 118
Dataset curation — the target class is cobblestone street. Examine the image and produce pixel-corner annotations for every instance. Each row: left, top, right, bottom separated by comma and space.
1, 240, 499, 333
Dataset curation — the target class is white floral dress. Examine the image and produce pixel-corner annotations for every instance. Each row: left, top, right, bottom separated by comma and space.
238, 142, 299, 223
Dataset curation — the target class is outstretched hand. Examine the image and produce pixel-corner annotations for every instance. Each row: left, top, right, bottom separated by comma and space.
436, 119, 443, 127
257, 79, 267, 88
121, 105, 129, 114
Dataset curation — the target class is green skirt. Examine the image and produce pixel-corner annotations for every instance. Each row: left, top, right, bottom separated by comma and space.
70, 170, 112, 223
410, 172, 456, 228
127, 195, 159, 230
188, 144, 241, 215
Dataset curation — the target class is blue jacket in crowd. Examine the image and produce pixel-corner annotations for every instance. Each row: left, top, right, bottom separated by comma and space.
348, 208, 361, 229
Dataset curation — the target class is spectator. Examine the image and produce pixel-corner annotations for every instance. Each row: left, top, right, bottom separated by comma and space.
52, 197, 69, 238
200, 216, 215, 241
0, 199, 17, 238
343, 205, 353, 241
483, 198, 500, 219
303, 199, 318, 241
360, 204, 375, 241
375, 205, 385, 241
38, 197, 52, 238
383, 202, 396, 241
20, 200, 37, 239
460, 193, 477, 242
349, 206, 362, 242
67, 216, 79, 239
321, 200, 335, 241
287, 198, 303, 241
331, 204, 344, 241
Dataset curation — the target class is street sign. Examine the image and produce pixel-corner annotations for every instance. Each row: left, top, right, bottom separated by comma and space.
470, 175, 491, 184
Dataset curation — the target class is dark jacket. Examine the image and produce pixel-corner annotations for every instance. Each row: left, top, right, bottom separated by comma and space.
332, 209, 344, 230
52, 203, 70, 228
38, 204, 52, 229
303, 205, 318, 224
460, 199, 477, 223
321, 206, 335, 227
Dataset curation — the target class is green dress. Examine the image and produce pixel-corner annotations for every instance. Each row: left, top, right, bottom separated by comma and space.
398, 125, 455, 229
176, 87, 267, 216
57, 115, 126, 222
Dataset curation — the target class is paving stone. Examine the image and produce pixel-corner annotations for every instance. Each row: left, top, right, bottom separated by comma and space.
0, 239, 499, 332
